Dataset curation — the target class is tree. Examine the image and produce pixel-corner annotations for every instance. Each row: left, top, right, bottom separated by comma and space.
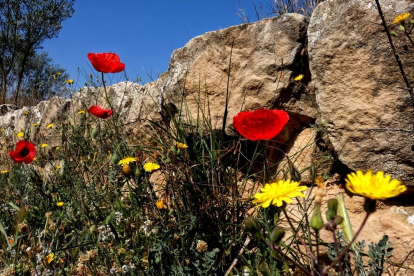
0, 0, 75, 105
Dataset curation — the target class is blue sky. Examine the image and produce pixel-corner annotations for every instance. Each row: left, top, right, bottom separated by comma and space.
42, 1, 263, 87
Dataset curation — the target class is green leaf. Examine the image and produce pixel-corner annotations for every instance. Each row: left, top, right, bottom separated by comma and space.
389, 31, 398, 37
399, 25, 405, 31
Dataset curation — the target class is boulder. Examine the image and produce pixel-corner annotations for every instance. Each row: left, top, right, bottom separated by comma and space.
308, 0, 414, 186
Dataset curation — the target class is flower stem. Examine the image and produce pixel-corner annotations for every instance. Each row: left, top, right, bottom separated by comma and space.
323, 213, 370, 274
333, 230, 345, 276
283, 210, 318, 262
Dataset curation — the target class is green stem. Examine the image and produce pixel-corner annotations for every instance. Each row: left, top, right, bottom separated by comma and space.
333, 230, 345, 276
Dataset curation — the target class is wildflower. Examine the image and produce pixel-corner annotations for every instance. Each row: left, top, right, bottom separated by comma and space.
9, 238, 13, 244
233, 109, 289, 141
1, 170, 7, 174
56, 165, 61, 170
0, 128, 4, 132
122, 164, 131, 174
33, 157, 37, 161
9, 140, 36, 164
176, 142, 188, 149
45, 252, 54, 264
143, 162, 160, 172
55, 147, 60, 150
393, 12, 410, 24
57, 72, 61, 76
56, 202, 64, 207
88, 105, 114, 119
294, 74, 304, 81
33, 123, 39, 127
253, 179, 307, 208
118, 157, 136, 165
46, 123, 54, 129
345, 170, 406, 200
16, 132, 24, 138
155, 200, 164, 210
65, 79, 74, 84
87, 52, 125, 73
41, 143, 48, 148
77, 110, 85, 114
196, 240, 208, 253
23, 110, 30, 115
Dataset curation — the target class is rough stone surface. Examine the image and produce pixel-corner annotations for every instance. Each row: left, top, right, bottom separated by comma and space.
308, 0, 414, 186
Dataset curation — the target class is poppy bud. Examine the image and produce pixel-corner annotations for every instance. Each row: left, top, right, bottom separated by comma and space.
310, 203, 324, 231
326, 199, 338, 221
244, 217, 263, 240
287, 157, 301, 182
269, 226, 285, 244
91, 128, 99, 139
111, 154, 120, 165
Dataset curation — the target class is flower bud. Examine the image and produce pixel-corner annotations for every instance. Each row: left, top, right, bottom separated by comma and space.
269, 226, 285, 244
310, 203, 324, 231
244, 217, 263, 240
91, 128, 99, 139
111, 154, 120, 165
326, 199, 338, 221
334, 215, 344, 225
287, 157, 301, 182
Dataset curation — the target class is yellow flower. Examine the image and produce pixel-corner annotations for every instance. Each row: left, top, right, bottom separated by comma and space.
253, 179, 307, 208
46, 123, 53, 129
393, 12, 410, 24
56, 165, 61, 170
65, 79, 74, 84
122, 164, 131, 174
55, 147, 60, 150
294, 74, 304, 81
57, 72, 61, 76
41, 143, 48, 148
78, 110, 85, 114
143, 162, 160, 172
155, 200, 164, 210
33, 123, 39, 127
17, 132, 24, 138
1, 170, 8, 174
33, 157, 37, 161
45, 252, 54, 264
118, 157, 136, 165
0, 128, 4, 132
56, 202, 64, 207
345, 170, 406, 200
176, 142, 188, 149
23, 110, 30, 115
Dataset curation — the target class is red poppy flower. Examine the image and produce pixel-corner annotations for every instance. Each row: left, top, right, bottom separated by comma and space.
9, 140, 36, 164
233, 109, 289, 140
87, 53, 125, 73
88, 105, 115, 119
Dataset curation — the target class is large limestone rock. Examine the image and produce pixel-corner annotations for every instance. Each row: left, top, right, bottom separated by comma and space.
308, 0, 414, 186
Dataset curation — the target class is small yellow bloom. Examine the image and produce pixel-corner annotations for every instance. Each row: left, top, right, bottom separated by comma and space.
294, 74, 304, 81
33, 157, 37, 161
253, 179, 307, 208
118, 157, 136, 166
41, 144, 48, 148
0, 128, 4, 132
55, 146, 60, 150
1, 170, 8, 174
23, 110, 30, 115
78, 110, 85, 114
46, 123, 54, 129
155, 200, 164, 210
56, 202, 64, 207
33, 123, 39, 127
176, 142, 188, 149
65, 79, 74, 84
393, 12, 410, 24
56, 165, 61, 170
45, 252, 54, 264
57, 72, 61, 76
17, 132, 24, 138
143, 162, 160, 172
345, 170, 406, 200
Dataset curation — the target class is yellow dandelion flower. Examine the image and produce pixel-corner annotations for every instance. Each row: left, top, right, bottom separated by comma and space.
45, 252, 54, 264
55, 146, 60, 150
65, 79, 74, 84
78, 110, 85, 114
294, 74, 304, 81
33, 157, 37, 161
253, 179, 307, 208
57, 72, 61, 76
23, 110, 30, 115
345, 170, 406, 200
46, 123, 53, 129
33, 123, 39, 127
1, 170, 8, 174
56, 165, 61, 170
56, 202, 64, 207
0, 128, 4, 132
176, 142, 188, 149
393, 12, 410, 24
143, 162, 160, 172
17, 132, 24, 138
118, 157, 136, 165
41, 144, 48, 148
155, 200, 164, 210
